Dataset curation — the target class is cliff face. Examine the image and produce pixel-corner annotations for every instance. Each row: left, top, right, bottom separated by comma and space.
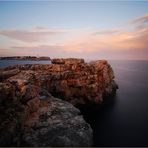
1, 59, 118, 105
0, 58, 118, 146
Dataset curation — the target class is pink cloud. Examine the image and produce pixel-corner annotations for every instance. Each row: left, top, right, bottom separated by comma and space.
61, 25, 148, 53
3, 24, 148, 59
0, 14, 148, 60
0, 27, 66, 42
93, 29, 121, 35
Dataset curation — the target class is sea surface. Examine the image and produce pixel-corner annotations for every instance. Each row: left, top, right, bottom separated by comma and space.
0, 59, 148, 146
82, 60, 148, 146
0, 60, 51, 68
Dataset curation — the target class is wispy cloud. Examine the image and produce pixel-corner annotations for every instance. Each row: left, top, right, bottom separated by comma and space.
93, 29, 121, 35
0, 14, 148, 60
73, 14, 148, 52
0, 27, 66, 42
131, 13, 148, 24
11, 44, 65, 50
10, 25, 148, 53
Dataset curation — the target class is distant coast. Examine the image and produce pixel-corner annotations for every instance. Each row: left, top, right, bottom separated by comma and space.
0, 56, 51, 61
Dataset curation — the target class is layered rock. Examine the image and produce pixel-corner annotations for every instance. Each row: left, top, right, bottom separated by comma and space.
1, 59, 118, 105
0, 69, 20, 81
0, 58, 118, 146
52, 58, 84, 65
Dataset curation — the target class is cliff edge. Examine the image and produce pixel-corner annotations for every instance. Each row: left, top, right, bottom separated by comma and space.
0, 58, 118, 146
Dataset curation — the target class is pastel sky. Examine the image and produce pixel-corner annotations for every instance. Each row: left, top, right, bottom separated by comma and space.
0, 1, 148, 60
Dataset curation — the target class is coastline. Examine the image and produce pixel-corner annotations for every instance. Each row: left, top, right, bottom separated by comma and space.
0, 58, 118, 146
0, 56, 51, 61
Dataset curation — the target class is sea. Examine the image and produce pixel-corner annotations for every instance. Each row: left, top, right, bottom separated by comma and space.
0, 59, 148, 146
82, 60, 148, 147
0, 60, 51, 68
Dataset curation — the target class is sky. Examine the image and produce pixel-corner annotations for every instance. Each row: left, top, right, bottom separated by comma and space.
0, 1, 148, 60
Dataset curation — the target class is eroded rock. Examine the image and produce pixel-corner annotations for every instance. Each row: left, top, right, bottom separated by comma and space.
51, 58, 84, 65
1, 59, 118, 105
0, 58, 118, 146
0, 81, 93, 146
22, 97, 93, 147
0, 69, 20, 82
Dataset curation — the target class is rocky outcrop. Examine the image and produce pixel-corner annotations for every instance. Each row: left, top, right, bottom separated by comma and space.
0, 58, 118, 146
52, 58, 84, 64
23, 96, 92, 147
2, 59, 118, 105
0, 69, 20, 81
0, 81, 92, 146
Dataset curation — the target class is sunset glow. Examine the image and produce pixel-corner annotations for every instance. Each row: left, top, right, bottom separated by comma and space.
0, 1, 148, 60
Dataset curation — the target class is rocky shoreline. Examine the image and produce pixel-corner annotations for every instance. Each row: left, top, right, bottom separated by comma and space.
0, 58, 118, 146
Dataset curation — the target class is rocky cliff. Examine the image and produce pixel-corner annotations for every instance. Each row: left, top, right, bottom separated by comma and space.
1, 58, 118, 105
0, 58, 118, 146
0, 74, 92, 146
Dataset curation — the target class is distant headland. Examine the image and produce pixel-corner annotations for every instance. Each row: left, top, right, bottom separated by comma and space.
0, 56, 51, 61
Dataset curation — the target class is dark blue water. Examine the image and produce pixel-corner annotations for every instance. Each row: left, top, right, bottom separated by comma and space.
0, 60, 51, 68
82, 60, 148, 146
1, 60, 148, 146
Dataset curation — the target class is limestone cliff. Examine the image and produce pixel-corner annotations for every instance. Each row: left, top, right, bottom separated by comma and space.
1, 58, 118, 105
0, 58, 118, 146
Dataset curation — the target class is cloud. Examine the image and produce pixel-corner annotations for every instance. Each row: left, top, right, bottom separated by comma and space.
93, 29, 121, 35
1, 26, 148, 60
11, 44, 65, 50
0, 27, 66, 42
4, 44, 85, 58
0, 13, 148, 60
6, 23, 148, 55
131, 13, 148, 24
61, 25, 148, 53
10, 25, 148, 53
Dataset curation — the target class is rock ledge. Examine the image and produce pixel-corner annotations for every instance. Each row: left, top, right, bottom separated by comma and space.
0, 58, 118, 146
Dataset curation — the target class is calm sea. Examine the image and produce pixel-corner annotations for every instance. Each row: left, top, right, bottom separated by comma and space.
82, 60, 148, 146
0, 60, 51, 68
0, 60, 148, 146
